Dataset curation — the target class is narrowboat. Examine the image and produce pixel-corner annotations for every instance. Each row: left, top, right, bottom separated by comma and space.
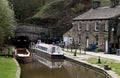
14, 48, 32, 63
34, 43, 64, 59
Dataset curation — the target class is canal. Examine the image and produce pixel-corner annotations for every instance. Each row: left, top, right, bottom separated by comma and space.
20, 53, 108, 78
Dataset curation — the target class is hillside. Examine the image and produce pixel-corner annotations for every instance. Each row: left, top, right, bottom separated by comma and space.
9, 0, 110, 37
27, 0, 91, 37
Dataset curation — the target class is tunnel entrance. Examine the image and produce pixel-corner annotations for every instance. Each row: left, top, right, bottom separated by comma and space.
15, 36, 30, 49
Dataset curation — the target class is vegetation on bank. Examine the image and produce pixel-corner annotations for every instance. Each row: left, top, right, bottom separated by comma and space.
64, 50, 86, 56
85, 57, 120, 76
100, 0, 110, 7
0, 0, 16, 46
0, 46, 17, 78
0, 46, 14, 56
0, 57, 17, 78
64, 50, 120, 76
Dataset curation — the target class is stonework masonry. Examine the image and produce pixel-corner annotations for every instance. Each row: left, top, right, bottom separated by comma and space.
15, 24, 52, 41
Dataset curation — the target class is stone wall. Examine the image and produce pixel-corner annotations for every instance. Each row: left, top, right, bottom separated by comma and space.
15, 24, 52, 41
79, 21, 109, 50
64, 20, 110, 51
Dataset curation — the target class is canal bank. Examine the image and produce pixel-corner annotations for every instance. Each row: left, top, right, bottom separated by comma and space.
17, 48, 120, 78
13, 58, 21, 78
20, 52, 108, 78
63, 50, 120, 78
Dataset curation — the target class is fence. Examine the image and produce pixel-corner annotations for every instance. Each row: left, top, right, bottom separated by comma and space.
0, 48, 13, 57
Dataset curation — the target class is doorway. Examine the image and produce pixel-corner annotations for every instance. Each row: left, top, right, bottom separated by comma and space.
117, 36, 120, 49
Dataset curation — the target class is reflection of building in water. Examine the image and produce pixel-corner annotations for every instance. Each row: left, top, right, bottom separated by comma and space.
34, 54, 63, 69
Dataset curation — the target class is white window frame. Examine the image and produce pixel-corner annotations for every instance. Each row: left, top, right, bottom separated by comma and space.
105, 21, 108, 31
69, 37, 73, 44
86, 23, 89, 31
86, 38, 89, 47
78, 22, 81, 31
95, 22, 99, 31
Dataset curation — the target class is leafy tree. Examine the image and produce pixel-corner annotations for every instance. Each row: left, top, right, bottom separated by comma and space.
0, 0, 16, 45
9, 0, 47, 22
9, 0, 57, 22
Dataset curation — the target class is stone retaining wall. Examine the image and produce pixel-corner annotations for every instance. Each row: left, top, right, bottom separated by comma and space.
65, 56, 112, 78
13, 58, 21, 78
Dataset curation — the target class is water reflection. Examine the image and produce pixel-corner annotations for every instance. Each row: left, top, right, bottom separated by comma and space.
20, 54, 108, 78
63, 60, 107, 78
34, 54, 63, 68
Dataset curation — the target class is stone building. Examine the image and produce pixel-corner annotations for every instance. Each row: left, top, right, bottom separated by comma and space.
63, 0, 120, 53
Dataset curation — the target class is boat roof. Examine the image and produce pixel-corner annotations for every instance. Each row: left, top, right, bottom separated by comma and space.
36, 43, 57, 48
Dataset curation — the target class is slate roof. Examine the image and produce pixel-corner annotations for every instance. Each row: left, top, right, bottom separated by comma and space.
73, 6, 120, 21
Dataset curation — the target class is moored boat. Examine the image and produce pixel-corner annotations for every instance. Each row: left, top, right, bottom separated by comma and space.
14, 48, 32, 63
34, 43, 64, 59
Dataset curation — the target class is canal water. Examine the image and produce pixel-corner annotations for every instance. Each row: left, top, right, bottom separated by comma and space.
20, 54, 108, 78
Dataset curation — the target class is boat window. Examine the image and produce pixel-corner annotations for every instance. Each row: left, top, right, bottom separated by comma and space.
52, 47, 55, 53
38, 45, 47, 51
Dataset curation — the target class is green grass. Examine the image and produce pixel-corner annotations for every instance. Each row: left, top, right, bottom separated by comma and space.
0, 57, 17, 78
65, 50, 86, 56
85, 57, 120, 76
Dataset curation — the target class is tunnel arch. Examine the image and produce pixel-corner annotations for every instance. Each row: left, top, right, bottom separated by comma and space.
15, 36, 30, 49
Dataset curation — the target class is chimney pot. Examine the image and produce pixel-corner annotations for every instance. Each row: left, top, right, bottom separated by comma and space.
92, 0, 100, 9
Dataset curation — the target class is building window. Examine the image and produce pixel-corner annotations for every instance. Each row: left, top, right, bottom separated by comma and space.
86, 36, 89, 47
95, 35, 98, 45
69, 37, 73, 44
95, 22, 99, 31
78, 22, 81, 31
86, 23, 89, 31
105, 22, 108, 31
78, 37, 81, 45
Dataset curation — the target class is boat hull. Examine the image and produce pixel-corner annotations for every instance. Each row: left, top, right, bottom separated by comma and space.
16, 56, 32, 63
14, 48, 32, 63
34, 49, 64, 59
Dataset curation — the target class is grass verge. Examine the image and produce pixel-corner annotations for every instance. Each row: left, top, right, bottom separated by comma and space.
0, 57, 17, 78
64, 50, 86, 56
85, 57, 120, 76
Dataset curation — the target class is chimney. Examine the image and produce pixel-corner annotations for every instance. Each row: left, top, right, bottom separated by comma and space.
92, 0, 100, 9
110, 0, 119, 8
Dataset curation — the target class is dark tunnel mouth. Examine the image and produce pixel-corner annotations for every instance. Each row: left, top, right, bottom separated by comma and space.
15, 36, 30, 49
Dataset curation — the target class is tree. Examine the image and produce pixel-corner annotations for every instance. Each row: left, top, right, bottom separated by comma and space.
0, 0, 16, 45
9, 0, 49, 22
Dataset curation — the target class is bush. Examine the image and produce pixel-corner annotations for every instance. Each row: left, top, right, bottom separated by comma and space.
111, 48, 117, 54
84, 47, 91, 51
95, 48, 104, 52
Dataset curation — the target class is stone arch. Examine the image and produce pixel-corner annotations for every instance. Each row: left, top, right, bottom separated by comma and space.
15, 24, 50, 42
15, 36, 30, 49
